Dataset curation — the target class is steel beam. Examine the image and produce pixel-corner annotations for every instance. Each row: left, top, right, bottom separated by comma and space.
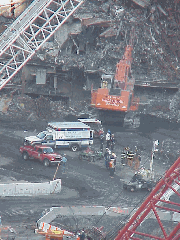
0, 0, 84, 90
115, 157, 180, 240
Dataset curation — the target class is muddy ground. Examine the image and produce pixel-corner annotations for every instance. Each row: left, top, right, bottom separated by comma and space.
0, 110, 179, 239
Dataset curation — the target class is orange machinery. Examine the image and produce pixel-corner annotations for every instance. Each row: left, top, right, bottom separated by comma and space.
91, 44, 139, 115
35, 222, 75, 240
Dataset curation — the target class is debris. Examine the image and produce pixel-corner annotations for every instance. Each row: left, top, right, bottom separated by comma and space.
131, 0, 151, 8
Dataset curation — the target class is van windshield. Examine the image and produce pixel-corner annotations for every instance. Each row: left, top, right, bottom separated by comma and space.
37, 132, 46, 139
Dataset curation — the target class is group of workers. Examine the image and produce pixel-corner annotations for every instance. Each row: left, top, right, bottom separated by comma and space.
83, 129, 142, 177
121, 146, 141, 171
102, 130, 142, 177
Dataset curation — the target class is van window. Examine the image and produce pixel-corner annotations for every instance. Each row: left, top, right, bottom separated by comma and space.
37, 132, 46, 139
46, 135, 53, 140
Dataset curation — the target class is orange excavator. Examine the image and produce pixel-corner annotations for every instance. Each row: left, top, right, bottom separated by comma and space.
91, 31, 139, 124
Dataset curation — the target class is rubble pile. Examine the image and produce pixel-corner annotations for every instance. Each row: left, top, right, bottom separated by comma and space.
52, 0, 180, 84
0, 93, 92, 121
0, 0, 179, 123
1, 95, 63, 121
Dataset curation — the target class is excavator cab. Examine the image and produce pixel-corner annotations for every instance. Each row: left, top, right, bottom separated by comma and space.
101, 74, 113, 89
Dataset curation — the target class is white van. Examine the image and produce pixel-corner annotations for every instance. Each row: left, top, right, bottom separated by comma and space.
24, 122, 93, 151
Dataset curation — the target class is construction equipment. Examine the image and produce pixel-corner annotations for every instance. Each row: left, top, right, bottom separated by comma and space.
91, 29, 139, 124
0, 0, 84, 90
35, 222, 75, 240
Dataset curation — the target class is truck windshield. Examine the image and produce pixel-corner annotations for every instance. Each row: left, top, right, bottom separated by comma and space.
37, 132, 46, 139
43, 148, 54, 154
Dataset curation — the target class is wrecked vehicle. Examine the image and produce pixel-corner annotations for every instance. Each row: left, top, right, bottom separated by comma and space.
123, 173, 155, 192
19, 145, 62, 167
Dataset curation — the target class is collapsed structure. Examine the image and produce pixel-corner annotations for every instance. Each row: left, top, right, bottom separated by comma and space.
0, 0, 179, 121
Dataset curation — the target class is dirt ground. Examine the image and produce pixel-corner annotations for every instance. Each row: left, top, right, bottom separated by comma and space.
0, 113, 179, 239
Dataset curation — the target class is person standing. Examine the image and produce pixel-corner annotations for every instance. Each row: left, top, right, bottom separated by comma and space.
61, 154, 67, 174
100, 133, 104, 152
106, 130, 111, 148
80, 229, 86, 240
134, 154, 141, 171
127, 149, 134, 168
110, 134, 115, 151
104, 148, 110, 169
109, 158, 115, 178
111, 152, 117, 166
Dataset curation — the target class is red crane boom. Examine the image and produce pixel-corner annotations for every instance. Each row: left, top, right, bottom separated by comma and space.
115, 157, 180, 240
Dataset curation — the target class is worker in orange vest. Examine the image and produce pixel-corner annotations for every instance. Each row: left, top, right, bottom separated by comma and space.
109, 159, 115, 178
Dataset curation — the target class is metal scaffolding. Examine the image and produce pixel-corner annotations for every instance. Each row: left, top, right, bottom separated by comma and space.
0, 0, 84, 90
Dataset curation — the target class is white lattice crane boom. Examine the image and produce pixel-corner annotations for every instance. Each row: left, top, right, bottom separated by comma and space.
0, 0, 84, 90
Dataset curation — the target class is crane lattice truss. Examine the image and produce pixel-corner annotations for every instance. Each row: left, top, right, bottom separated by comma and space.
116, 157, 180, 240
0, 0, 84, 90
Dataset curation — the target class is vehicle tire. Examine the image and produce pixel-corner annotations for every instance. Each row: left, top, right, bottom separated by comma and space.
43, 158, 50, 167
22, 152, 29, 160
71, 144, 79, 152
130, 186, 135, 192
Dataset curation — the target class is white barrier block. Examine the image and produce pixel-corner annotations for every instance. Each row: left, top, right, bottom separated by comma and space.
0, 179, 61, 196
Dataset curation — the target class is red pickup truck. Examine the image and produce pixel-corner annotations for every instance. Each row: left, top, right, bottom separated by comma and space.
19, 145, 62, 167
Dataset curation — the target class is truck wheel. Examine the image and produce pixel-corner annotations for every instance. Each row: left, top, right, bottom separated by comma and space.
22, 152, 29, 160
71, 144, 79, 152
43, 158, 50, 167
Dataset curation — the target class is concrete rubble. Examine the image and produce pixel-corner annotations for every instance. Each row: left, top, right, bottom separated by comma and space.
0, 2, 180, 238
0, 0, 179, 124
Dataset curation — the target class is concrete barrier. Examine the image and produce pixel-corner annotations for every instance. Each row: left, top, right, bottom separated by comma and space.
37, 206, 106, 226
0, 179, 61, 196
